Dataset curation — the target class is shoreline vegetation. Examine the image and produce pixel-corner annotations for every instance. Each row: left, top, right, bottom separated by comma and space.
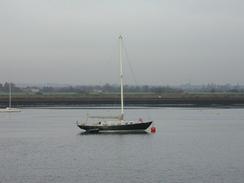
1, 92, 244, 107
1, 82, 244, 107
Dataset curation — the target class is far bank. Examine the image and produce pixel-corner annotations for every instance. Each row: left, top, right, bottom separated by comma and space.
1, 93, 244, 107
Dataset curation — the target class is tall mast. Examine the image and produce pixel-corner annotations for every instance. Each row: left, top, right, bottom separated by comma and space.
119, 35, 124, 120
9, 83, 11, 108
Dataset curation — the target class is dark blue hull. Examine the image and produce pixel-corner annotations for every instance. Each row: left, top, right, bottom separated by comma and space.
77, 121, 153, 133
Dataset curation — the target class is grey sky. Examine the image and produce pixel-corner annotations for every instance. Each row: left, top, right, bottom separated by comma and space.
0, 0, 243, 85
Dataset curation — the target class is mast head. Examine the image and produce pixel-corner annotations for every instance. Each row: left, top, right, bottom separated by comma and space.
119, 35, 123, 40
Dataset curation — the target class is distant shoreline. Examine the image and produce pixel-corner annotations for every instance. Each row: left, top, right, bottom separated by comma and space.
1, 93, 244, 108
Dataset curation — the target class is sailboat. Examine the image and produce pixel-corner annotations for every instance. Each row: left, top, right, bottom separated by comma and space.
76, 36, 153, 133
0, 83, 21, 112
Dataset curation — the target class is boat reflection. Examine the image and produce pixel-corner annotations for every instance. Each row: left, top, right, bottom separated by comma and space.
78, 131, 150, 135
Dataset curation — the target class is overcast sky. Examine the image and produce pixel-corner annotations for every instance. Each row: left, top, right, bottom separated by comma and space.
0, 0, 243, 85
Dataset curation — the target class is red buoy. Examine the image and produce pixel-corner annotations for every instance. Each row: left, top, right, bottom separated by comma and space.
151, 126, 156, 133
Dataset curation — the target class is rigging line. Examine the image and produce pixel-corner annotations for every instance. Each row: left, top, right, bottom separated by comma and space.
122, 38, 152, 121
122, 39, 139, 86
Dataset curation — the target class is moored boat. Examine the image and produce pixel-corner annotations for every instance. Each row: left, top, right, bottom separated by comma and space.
0, 83, 21, 113
77, 116, 152, 133
76, 36, 153, 133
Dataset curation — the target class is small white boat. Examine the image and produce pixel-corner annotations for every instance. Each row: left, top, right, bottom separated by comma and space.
0, 83, 21, 113
0, 107, 21, 112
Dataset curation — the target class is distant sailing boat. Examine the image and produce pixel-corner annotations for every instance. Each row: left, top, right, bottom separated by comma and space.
77, 36, 153, 133
0, 83, 21, 112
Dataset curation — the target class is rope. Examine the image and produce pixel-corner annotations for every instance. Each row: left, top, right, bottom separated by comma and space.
121, 39, 139, 86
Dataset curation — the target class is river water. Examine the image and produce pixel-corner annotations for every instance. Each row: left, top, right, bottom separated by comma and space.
0, 107, 244, 183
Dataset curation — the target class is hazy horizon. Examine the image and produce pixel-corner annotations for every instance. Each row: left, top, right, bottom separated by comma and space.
0, 0, 243, 85
1, 81, 244, 89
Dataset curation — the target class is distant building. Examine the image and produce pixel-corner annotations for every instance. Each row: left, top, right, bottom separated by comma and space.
30, 88, 40, 93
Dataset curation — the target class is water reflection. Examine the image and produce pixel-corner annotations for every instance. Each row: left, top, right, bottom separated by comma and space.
78, 131, 150, 135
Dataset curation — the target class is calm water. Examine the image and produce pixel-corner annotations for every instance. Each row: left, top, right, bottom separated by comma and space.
0, 108, 244, 183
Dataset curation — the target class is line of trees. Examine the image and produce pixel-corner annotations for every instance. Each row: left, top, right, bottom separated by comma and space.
1, 82, 244, 93
0, 83, 182, 93
40, 84, 183, 94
